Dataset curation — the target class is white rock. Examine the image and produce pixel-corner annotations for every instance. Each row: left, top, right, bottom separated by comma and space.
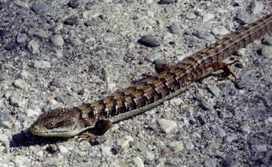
50, 34, 64, 47
145, 151, 155, 161
203, 13, 215, 22
212, 26, 230, 36
58, 145, 69, 153
168, 141, 184, 152
34, 60, 51, 69
157, 118, 177, 134
14, 79, 30, 91
170, 98, 183, 106
117, 135, 134, 150
27, 40, 40, 55
101, 146, 112, 156
132, 156, 145, 167
0, 134, 9, 149
261, 46, 272, 58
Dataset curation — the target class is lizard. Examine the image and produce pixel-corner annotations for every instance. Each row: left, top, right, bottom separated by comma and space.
30, 13, 272, 139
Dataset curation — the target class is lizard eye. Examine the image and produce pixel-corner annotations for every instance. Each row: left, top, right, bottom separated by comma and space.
46, 122, 56, 129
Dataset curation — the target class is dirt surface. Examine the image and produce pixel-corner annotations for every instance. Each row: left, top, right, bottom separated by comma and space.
0, 0, 272, 166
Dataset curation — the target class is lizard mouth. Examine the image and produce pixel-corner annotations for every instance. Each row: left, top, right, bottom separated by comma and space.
30, 124, 79, 137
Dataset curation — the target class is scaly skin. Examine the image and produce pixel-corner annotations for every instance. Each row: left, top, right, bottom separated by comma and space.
30, 14, 272, 138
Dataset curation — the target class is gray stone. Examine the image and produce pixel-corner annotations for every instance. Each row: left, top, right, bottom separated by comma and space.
254, 144, 267, 152
250, 1, 264, 15
14, 0, 29, 8
263, 36, 272, 45
157, 118, 177, 134
9, 93, 27, 107
185, 141, 194, 150
261, 46, 272, 58
225, 134, 238, 143
55, 94, 74, 104
212, 26, 230, 36
146, 52, 163, 62
186, 12, 197, 20
168, 141, 184, 152
85, 19, 96, 26
131, 140, 148, 152
132, 156, 144, 167
14, 79, 30, 91
213, 126, 226, 138
28, 28, 48, 38
195, 30, 216, 42
138, 35, 160, 47
34, 60, 51, 69
32, 2, 48, 14
50, 78, 68, 88
203, 13, 215, 22
117, 135, 134, 151
0, 112, 12, 128
27, 40, 40, 55
235, 12, 256, 24
204, 159, 217, 167
240, 124, 251, 134
207, 85, 220, 97
202, 131, 213, 140
169, 23, 182, 34
50, 34, 64, 47
58, 145, 69, 153
16, 33, 27, 43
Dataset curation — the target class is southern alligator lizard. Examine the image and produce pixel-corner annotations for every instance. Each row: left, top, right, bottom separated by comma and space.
30, 14, 272, 138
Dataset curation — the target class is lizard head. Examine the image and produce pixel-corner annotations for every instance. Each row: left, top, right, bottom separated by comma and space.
30, 108, 92, 137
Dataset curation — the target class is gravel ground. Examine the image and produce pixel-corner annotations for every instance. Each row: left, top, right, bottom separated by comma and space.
1, 0, 272, 167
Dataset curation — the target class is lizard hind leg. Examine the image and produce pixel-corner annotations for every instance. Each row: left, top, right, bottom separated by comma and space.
211, 60, 244, 89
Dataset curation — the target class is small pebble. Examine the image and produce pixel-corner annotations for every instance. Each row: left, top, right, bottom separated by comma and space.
117, 135, 134, 151
28, 28, 48, 38
58, 145, 69, 153
64, 16, 79, 25
27, 40, 40, 55
185, 141, 194, 150
261, 46, 272, 58
16, 33, 27, 43
157, 118, 177, 134
132, 156, 144, 167
101, 146, 112, 156
203, 13, 215, 22
158, 0, 177, 4
204, 159, 217, 167
225, 134, 238, 143
240, 124, 251, 134
168, 22, 182, 34
213, 126, 226, 138
85, 19, 96, 26
195, 30, 216, 42
211, 26, 230, 36
14, 0, 29, 8
13, 79, 30, 91
145, 52, 163, 62
0, 134, 9, 149
263, 36, 272, 45
32, 2, 48, 14
67, 0, 79, 8
250, 1, 264, 15
9, 93, 27, 107
34, 60, 51, 69
138, 35, 160, 47
168, 141, 184, 152
50, 34, 64, 47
